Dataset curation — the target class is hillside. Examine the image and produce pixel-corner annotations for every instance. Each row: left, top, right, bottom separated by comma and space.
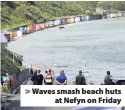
1, 1, 125, 30
1, 45, 23, 76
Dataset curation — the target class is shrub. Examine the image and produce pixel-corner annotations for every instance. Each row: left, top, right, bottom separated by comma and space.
1, 45, 21, 76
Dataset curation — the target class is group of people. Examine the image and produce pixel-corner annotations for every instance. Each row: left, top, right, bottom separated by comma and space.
75, 70, 113, 85
30, 69, 67, 85
30, 68, 113, 85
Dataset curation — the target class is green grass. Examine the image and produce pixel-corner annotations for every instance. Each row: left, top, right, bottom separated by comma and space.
16, 66, 24, 72
1, 83, 10, 93
1, 1, 125, 31
1, 45, 21, 76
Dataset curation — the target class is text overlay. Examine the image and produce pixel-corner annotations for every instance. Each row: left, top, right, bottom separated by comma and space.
21, 85, 125, 107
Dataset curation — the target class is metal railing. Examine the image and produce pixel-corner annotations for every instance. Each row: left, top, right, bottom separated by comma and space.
10, 69, 31, 93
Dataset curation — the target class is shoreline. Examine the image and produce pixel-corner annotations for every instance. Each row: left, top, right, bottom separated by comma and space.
6, 17, 125, 41
5, 17, 123, 45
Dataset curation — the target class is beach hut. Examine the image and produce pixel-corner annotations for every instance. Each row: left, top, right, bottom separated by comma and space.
12, 31, 17, 37
67, 18, 72, 24
85, 16, 90, 21
105, 14, 111, 19
96, 15, 102, 19
39, 23, 45, 29
26, 26, 30, 34
22, 25, 30, 34
17, 30, 22, 38
70, 17, 75, 23
32, 25, 36, 32
19, 27, 25, 34
1, 33, 8, 43
67, 17, 75, 24
44, 22, 49, 28
121, 12, 125, 17
61, 18, 67, 25
74, 17, 81, 22
90, 15, 101, 20
36, 24, 40, 31
54, 20, 61, 26
110, 13, 118, 18
9, 32, 13, 38
28, 25, 33, 33
117, 12, 122, 17
115, 13, 118, 18
8, 28, 18, 38
110, 13, 115, 18
23, 27, 27, 34
48, 21, 54, 27
80, 16, 86, 21
4, 34, 11, 42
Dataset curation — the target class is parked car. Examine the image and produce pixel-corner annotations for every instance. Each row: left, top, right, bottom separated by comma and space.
110, 77, 125, 85
100, 77, 125, 85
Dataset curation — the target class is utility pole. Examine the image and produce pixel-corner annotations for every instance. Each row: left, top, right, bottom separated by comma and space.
13, 52, 14, 64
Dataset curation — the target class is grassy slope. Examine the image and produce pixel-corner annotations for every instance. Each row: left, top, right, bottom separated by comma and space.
1, 1, 98, 30
1, 1, 125, 30
1, 45, 22, 76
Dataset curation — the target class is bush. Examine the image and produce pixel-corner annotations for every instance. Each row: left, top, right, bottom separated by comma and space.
1, 1, 125, 30
1, 84, 9, 93
1, 45, 21, 76
16, 66, 24, 72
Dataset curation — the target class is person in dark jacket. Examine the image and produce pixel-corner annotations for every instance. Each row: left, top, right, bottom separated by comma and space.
75, 70, 86, 85
104, 71, 113, 85
37, 70, 43, 85
45, 70, 48, 74
1, 76, 4, 86
44, 70, 48, 84
30, 68, 34, 75
31, 70, 38, 85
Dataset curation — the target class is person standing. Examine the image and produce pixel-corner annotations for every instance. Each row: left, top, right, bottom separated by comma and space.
31, 70, 38, 85
30, 68, 34, 75
44, 69, 54, 85
37, 70, 43, 85
104, 71, 112, 85
75, 70, 86, 85
1, 76, 4, 86
9, 75, 14, 93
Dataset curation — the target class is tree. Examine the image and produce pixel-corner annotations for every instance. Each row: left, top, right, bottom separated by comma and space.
1, 1, 125, 30
1, 45, 21, 76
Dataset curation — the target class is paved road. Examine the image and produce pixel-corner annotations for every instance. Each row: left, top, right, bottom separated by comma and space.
10, 99, 73, 110
8, 79, 74, 110
8, 78, 125, 110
